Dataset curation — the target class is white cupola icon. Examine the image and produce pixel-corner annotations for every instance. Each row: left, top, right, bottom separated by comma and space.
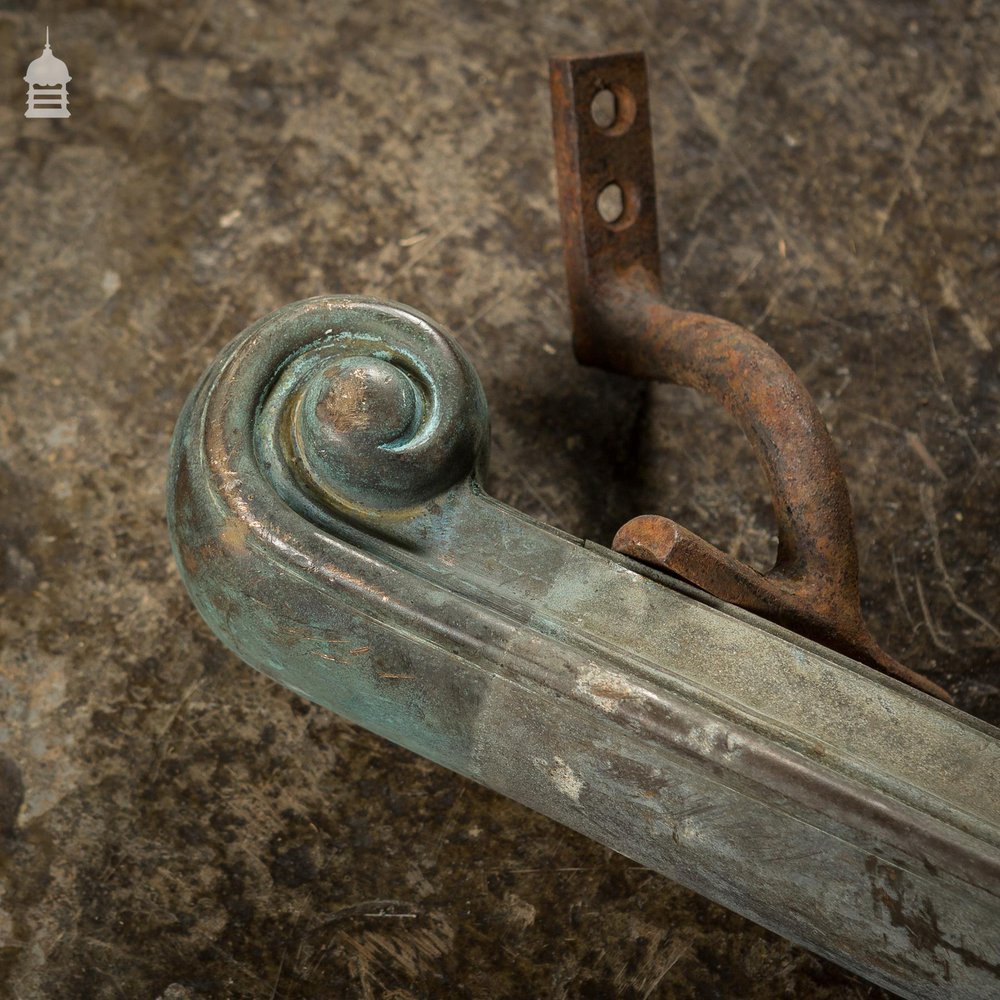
24, 28, 71, 119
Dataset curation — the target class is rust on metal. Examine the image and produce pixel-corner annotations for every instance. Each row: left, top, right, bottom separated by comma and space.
549, 51, 949, 702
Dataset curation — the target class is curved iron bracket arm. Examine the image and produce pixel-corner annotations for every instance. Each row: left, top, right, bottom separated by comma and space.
549, 51, 948, 702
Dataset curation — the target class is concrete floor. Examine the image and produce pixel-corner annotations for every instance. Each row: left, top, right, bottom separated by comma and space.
1, 1, 997, 997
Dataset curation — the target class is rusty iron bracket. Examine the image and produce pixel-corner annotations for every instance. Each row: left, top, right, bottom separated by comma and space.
550, 51, 949, 703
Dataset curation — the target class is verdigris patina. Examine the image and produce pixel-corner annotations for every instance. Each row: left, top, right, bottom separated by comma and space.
168, 295, 1000, 1000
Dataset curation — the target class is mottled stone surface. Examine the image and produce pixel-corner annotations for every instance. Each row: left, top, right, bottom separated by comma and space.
0, 2, 997, 998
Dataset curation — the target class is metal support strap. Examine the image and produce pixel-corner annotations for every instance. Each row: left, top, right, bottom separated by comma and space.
549, 51, 948, 701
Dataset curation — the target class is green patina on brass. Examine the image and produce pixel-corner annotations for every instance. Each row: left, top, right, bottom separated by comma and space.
168, 295, 1000, 1000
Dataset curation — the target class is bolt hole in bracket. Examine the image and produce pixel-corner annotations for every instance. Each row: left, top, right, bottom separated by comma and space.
167, 51, 1000, 1000
549, 51, 949, 703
